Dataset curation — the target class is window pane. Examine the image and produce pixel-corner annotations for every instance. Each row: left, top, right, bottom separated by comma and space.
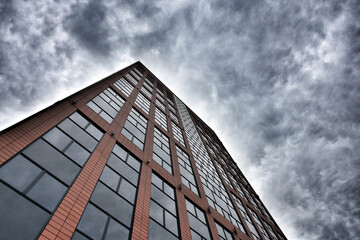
58, 119, 97, 151
65, 142, 90, 166
87, 101, 101, 114
69, 112, 89, 128
127, 155, 141, 172
77, 203, 108, 240
0, 183, 50, 240
72, 231, 90, 240
112, 145, 127, 161
150, 200, 164, 225
188, 214, 211, 240
0, 155, 42, 192
91, 182, 133, 227
23, 139, 80, 186
165, 211, 178, 236
104, 218, 129, 240
43, 127, 71, 151
100, 166, 120, 191
148, 219, 178, 240
85, 124, 103, 141
107, 154, 138, 186
150, 185, 176, 215
26, 173, 67, 211
118, 179, 136, 203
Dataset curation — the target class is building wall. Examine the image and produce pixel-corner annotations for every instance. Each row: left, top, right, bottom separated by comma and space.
0, 62, 286, 240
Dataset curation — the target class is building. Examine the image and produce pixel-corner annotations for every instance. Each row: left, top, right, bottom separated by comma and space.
0, 62, 286, 240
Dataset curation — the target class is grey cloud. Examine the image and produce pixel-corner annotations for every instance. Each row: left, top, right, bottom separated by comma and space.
64, 0, 111, 56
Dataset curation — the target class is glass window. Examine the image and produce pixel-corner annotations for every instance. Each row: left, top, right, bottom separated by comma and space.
185, 199, 211, 240
176, 146, 199, 195
58, 119, 98, 151
170, 111, 179, 124
149, 173, 179, 239
114, 77, 134, 97
72, 231, 90, 240
148, 219, 178, 240
91, 182, 133, 227
43, 127, 72, 151
104, 218, 129, 240
0, 155, 42, 192
153, 127, 172, 174
144, 79, 153, 92
77, 203, 108, 240
156, 98, 166, 112
232, 194, 259, 239
0, 183, 50, 240
171, 122, 185, 147
125, 73, 138, 86
175, 96, 246, 233
155, 107, 168, 131
264, 220, 279, 240
121, 108, 148, 150
130, 70, 141, 81
248, 207, 271, 240
0, 112, 104, 239
135, 92, 151, 114
141, 86, 152, 99
23, 139, 80, 186
26, 173, 67, 211
87, 87, 125, 123
64, 142, 90, 166
216, 222, 234, 240
107, 153, 139, 186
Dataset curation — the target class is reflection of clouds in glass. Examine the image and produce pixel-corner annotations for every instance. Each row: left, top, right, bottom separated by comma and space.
186, 199, 211, 240
0, 183, 49, 239
0, 155, 41, 191
148, 219, 178, 240
77, 203, 108, 240
23, 139, 80, 185
149, 173, 179, 238
27, 173, 67, 211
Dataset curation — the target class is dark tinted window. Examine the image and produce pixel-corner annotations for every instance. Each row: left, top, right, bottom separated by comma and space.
0, 183, 50, 240
23, 139, 80, 185
0, 155, 41, 191
91, 182, 133, 227
26, 173, 67, 211
77, 203, 108, 240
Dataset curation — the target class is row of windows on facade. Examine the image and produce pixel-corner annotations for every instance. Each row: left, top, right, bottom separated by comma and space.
111, 68, 178, 118
87, 71, 184, 148
182, 98, 277, 231
85, 71, 189, 180
201, 123, 277, 229
87, 90, 183, 150
175, 96, 283, 240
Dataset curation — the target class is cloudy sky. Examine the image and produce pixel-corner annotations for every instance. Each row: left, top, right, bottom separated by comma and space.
1, 0, 359, 239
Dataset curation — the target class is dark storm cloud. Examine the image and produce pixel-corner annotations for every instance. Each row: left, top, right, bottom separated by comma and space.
1, 0, 359, 239
64, 0, 112, 56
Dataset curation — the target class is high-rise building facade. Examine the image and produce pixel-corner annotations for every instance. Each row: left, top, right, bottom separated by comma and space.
0, 62, 286, 240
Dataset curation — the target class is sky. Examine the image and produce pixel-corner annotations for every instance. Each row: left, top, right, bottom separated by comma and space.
0, 0, 359, 239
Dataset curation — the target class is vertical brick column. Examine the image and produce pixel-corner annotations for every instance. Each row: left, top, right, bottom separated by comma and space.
131, 163, 152, 240
39, 134, 116, 240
